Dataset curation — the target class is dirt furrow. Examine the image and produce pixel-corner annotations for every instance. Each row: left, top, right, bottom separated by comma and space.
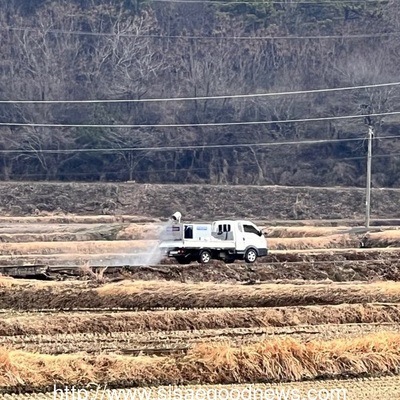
1, 303, 400, 336
3, 279, 400, 311
3, 324, 400, 355
99, 259, 400, 283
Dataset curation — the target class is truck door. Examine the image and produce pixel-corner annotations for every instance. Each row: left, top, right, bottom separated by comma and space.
241, 222, 263, 250
235, 222, 246, 251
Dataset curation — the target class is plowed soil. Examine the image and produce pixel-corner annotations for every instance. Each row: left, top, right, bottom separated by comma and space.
97, 258, 400, 283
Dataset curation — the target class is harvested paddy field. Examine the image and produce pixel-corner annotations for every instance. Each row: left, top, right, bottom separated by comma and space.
2, 214, 400, 397
1, 332, 400, 391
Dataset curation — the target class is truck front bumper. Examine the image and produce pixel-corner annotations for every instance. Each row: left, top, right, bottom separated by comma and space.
257, 248, 268, 257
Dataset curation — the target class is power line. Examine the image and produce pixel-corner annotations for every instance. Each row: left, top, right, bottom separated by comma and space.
3, 26, 397, 40
150, 0, 387, 4
7, 152, 400, 177
3, 134, 400, 154
1, 82, 399, 104
0, 110, 399, 128
341, 152, 400, 161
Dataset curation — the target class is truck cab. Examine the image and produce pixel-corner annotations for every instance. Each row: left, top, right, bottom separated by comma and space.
159, 215, 268, 264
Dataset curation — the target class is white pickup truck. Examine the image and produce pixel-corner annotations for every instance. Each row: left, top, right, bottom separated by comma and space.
159, 212, 268, 264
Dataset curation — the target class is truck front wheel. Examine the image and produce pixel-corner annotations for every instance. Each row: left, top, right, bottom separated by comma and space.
198, 250, 212, 264
244, 248, 257, 263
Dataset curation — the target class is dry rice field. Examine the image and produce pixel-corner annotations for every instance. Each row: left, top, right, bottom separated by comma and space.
2, 216, 400, 399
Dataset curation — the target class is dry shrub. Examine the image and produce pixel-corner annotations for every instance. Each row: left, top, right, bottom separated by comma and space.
79, 262, 109, 283
1, 333, 400, 389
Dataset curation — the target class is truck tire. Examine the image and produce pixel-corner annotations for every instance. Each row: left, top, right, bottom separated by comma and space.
198, 250, 212, 264
244, 248, 257, 263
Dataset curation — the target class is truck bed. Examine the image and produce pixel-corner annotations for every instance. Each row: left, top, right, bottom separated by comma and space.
159, 239, 236, 250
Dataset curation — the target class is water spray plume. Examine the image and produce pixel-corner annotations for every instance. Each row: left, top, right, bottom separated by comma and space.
94, 212, 182, 267
138, 212, 182, 266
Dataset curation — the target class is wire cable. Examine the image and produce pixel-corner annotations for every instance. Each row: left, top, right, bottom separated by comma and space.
1, 82, 399, 104
0, 110, 399, 128
150, 0, 388, 3
3, 134, 400, 154
3, 26, 398, 40
6, 152, 400, 177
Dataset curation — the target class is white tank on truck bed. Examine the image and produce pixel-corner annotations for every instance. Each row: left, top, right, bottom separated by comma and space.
159, 212, 268, 264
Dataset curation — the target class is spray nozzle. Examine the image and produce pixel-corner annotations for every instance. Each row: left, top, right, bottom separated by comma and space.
170, 211, 182, 223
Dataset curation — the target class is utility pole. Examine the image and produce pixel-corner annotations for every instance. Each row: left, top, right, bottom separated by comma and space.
360, 104, 374, 229
365, 124, 374, 229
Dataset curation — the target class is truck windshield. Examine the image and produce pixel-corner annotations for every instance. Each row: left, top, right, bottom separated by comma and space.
243, 224, 261, 236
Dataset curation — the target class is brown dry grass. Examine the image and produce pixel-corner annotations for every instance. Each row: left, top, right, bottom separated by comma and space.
1, 304, 400, 336
1, 332, 400, 389
116, 224, 162, 240
3, 279, 400, 310
268, 229, 400, 250
268, 234, 359, 250
0, 240, 153, 255
265, 226, 348, 238
94, 280, 400, 309
365, 230, 400, 248
0, 215, 160, 224
0, 277, 21, 288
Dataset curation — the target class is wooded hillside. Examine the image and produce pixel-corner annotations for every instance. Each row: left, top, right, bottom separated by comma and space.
1, 0, 400, 186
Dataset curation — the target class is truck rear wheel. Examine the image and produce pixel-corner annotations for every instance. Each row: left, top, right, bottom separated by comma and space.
198, 250, 212, 264
244, 248, 257, 263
